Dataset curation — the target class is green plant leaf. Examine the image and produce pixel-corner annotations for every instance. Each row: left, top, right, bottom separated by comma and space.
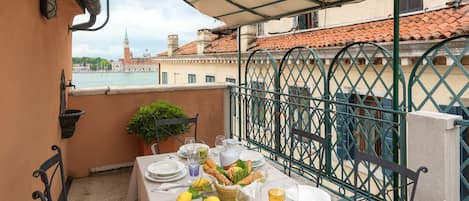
188, 186, 202, 199
215, 166, 229, 178
127, 101, 190, 145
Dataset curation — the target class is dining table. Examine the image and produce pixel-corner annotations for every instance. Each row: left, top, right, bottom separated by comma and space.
126, 148, 331, 201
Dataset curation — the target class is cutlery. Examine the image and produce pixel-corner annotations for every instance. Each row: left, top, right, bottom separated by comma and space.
151, 183, 190, 192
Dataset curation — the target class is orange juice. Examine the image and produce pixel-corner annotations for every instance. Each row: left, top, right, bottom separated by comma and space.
268, 188, 285, 201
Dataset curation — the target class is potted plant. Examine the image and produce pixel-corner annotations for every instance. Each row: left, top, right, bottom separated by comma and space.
127, 101, 190, 155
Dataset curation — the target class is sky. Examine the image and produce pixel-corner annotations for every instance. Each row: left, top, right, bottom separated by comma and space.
72, 0, 223, 60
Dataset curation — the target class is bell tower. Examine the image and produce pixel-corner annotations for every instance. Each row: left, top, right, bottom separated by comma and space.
123, 29, 131, 64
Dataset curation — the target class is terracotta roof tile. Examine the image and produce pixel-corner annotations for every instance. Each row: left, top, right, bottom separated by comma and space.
157, 5, 469, 57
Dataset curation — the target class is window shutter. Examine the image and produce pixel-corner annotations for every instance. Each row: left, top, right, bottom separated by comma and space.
336, 93, 356, 160
381, 98, 394, 177
381, 98, 394, 162
298, 14, 307, 30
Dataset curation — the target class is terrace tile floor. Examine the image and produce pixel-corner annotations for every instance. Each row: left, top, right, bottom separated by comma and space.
68, 167, 132, 201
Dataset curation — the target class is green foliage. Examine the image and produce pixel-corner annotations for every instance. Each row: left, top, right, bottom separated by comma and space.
72, 57, 112, 71
232, 160, 249, 184
127, 101, 189, 144
188, 184, 212, 199
216, 166, 227, 177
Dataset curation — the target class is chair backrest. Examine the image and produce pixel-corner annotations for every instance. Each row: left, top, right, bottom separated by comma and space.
290, 129, 328, 174
32, 145, 67, 201
353, 151, 428, 201
152, 113, 199, 154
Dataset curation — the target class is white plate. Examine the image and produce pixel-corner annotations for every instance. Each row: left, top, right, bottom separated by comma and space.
150, 169, 185, 180
179, 143, 210, 155
286, 185, 331, 201
251, 158, 265, 168
147, 160, 185, 177
240, 150, 264, 162
145, 168, 187, 183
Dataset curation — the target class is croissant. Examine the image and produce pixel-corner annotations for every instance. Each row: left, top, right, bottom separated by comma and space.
236, 171, 263, 185
206, 168, 233, 185
246, 160, 252, 174
205, 158, 217, 169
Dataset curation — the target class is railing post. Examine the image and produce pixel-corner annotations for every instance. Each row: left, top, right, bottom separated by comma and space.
392, 0, 401, 200
407, 111, 461, 201
237, 27, 242, 142
325, 75, 332, 175
274, 61, 281, 158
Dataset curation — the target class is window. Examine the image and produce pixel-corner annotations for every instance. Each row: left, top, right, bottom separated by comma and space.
161, 72, 168, 84
296, 11, 319, 30
205, 75, 215, 83
400, 0, 423, 13
251, 81, 266, 126
188, 74, 196, 84
288, 86, 311, 132
336, 93, 393, 161
257, 23, 265, 36
226, 78, 236, 84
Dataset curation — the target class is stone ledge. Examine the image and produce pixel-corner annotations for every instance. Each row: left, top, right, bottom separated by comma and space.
69, 83, 233, 96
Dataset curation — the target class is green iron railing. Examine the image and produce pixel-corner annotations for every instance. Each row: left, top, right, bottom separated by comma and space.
230, 42, 408, 200
408, 34, 469, 201
229, 31, 468, 200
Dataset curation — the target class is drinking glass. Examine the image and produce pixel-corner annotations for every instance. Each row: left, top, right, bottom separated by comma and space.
261, 181, 290, 201
268, 188, 285, 201
183, 137, 196, 158
197, 144, 209, 165
187, 149, 200, 183
215, 135, 225, 153
184, 136, 195, 145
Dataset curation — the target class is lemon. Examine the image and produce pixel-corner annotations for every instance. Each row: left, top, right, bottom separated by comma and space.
204, 196, 220, 201
176, 192, 192, 201
191, 177, 210, 189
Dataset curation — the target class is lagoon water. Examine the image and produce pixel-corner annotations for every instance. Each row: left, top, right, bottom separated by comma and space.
72, 72, 158, 89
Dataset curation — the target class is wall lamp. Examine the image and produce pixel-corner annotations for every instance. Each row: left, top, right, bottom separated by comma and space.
40, 0, 57, 19
69, 0, 110, 32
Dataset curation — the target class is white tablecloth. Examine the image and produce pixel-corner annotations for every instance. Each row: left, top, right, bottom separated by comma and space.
126, 151, 322, 201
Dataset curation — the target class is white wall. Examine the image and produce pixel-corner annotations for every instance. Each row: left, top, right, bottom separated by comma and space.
261, 0, 451, 36
159, 63, 238, 84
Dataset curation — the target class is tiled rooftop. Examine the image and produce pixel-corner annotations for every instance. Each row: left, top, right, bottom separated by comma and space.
157, 4, 469, 57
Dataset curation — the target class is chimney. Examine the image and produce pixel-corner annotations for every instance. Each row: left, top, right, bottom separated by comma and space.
168, 34, 179, 57
240, 25, 257, 52
196, 29, 212, 55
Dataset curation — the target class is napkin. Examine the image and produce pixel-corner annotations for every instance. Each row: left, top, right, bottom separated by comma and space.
239, 181, 262, 201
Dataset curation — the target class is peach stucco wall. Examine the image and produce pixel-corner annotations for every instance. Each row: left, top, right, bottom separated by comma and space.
67, 88, 226, 177
0, 0, 81, 200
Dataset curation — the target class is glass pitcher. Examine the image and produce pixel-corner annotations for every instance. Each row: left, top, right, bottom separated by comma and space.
219, 139, 242, 169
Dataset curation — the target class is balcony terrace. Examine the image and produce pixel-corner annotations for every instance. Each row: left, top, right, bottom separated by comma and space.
3, 0, 469, 201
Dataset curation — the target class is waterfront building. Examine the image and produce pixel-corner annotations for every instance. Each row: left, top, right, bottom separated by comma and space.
114, 30, 158, 72
72, 63, 91, 72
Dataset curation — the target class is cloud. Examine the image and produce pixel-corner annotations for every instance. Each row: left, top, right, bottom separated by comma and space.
72, 0, 223, 59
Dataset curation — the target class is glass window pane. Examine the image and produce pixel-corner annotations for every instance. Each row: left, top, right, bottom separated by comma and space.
162, 72, 168, 84
205, 75, 215, 83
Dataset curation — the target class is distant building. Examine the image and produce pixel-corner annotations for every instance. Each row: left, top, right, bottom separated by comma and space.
72, 63, 91, 72
115, 30, 158, 72
155, 2, 469, 85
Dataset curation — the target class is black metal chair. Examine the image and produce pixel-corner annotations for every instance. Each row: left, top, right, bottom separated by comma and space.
288, 128, 328, 187
151, 113, 199, 154
32, 145, 68, 201
352, 151, 428, 201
